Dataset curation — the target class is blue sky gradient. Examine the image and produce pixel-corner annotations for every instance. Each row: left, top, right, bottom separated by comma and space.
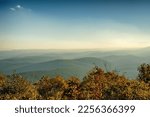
0, 0, 150, 50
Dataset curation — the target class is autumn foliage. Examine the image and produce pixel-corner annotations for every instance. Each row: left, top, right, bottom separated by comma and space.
0, 63, 150, 100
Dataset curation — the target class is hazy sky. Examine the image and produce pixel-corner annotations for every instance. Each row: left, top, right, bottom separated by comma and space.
0, 0, 150, 50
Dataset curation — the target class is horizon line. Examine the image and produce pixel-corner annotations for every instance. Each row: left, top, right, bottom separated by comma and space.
0, 46, 149, 52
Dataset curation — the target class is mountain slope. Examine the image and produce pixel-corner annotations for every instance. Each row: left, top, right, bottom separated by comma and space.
0, 47, 150, 81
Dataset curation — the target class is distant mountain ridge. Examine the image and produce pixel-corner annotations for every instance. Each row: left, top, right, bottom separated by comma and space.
0, 57, 110, 82
0, 47, 150, 82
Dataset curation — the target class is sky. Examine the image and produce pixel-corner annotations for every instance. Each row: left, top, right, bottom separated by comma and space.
0, 0, 150, 50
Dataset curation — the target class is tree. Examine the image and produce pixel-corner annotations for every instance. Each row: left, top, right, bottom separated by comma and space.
138, 63, 150, 83
0, 74, 38, 100
63, 77, 80, 99
79, 67, 105, 100
35, 76, 67, 99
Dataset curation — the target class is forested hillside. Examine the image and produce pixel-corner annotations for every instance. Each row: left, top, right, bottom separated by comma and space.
0, 63, 150, 100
